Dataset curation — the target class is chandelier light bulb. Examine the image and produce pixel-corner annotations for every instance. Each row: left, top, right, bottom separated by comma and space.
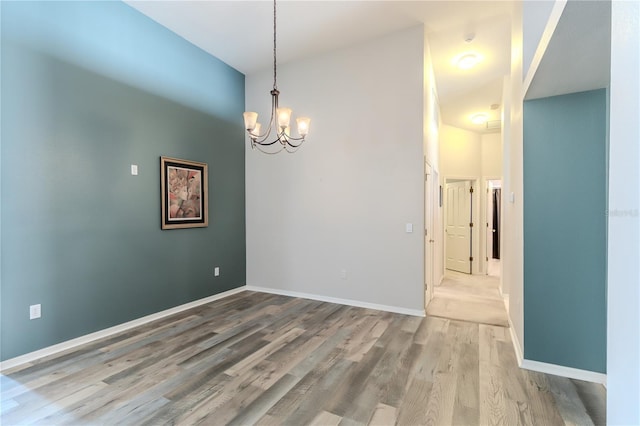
243, 112, 258, 131
296, 117, 310, 137
251, 122, 262, 138
277, 107, 292, 129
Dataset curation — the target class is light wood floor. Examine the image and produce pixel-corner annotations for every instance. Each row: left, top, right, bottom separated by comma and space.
427, 271, 509, 327
1, 291, 605, 425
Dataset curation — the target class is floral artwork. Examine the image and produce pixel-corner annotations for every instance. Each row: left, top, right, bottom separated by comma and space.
161, 157, 208, 229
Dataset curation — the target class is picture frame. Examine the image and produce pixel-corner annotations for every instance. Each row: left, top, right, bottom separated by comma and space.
160, 156, 208, 230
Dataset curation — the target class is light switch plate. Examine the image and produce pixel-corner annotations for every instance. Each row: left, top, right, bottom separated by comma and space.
406, 223, 413, 233
131, 164, 138, 176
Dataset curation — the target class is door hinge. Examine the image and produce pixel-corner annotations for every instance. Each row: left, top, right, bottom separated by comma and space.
425, 229, 428, 236
470, 186, 474, 193
469, 222, 474, 228
425, 173, 428, 181
469, 256, 474, 261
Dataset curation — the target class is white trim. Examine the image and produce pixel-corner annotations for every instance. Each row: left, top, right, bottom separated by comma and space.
508, 312, 524, 366
502, 293, 510, 314
246, 285, 426, 317
506, 310, 607, 386
0, 287, 245, 372
521, 359, 607, 386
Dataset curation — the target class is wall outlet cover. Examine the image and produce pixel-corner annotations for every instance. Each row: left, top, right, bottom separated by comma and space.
30, 304, 41, 320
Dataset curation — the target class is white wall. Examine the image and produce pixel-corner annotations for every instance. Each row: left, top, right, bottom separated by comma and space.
424, 38, 440, 170
608, 1, 640, 423
245, 26, 426, 313
481, 133, 503, 177
440, 125, 482, 177
501, 75, 511, 297
423, 33, 444, 291
522, 0, 557, 76
503, 0, 525, 360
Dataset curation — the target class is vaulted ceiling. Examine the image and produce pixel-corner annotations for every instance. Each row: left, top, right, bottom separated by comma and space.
126, 1, 514, 133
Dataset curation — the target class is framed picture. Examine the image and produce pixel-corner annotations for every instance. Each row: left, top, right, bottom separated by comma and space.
160, 156, 208, 230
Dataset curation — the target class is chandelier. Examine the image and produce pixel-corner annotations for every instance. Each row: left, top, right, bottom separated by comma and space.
242, 0, 311, 154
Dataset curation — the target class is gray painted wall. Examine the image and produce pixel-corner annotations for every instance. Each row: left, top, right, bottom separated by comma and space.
523, 89, 607, 373
1, 1, 246, 361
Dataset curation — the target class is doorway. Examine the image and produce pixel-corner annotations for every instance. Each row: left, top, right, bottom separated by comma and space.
485, 179, 502, 277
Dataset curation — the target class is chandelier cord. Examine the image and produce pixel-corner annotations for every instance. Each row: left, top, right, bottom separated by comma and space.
272, 0, 277, 91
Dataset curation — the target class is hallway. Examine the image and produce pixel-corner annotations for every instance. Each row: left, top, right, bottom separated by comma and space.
426, 270, 509, 327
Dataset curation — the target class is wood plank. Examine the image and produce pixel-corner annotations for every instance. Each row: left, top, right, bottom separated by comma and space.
546, 374, 595, 425
368, 402, 397, 425
0, 291, 606, 425
226, 374, 300, 426
225, 327, 305, 377
395, 376, 434, 425
309, 410, 343, 426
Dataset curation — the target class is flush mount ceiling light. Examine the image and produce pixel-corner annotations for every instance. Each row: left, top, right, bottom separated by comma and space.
454, 52, 483, 70
471, 113, 489, 125
242, 0, 311, 154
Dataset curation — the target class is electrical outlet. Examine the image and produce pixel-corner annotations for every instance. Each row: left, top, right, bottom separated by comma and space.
30, 304, 41, 320
214, 267, 220, 277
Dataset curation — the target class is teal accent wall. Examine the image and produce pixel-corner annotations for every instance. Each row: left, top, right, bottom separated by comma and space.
1, 1, 246, 361
523, 89, 607, 373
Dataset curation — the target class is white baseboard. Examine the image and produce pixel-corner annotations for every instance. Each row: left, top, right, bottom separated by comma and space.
246, 285, 426, 317
507, 313, 524, 366
501, 293, 510, 314
0, 287, 245, 372
505, 313, 606, 386
521, 359, 607, 385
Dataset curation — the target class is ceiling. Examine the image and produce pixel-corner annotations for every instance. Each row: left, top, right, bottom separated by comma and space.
125, 1, 514, 133
525, 0, 610, 100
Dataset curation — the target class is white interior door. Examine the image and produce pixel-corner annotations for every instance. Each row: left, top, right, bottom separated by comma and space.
425, 163, 434, 305
445, 181, 471, 274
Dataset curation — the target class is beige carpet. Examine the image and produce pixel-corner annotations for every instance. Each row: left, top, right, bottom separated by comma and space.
426, 270, 509, 327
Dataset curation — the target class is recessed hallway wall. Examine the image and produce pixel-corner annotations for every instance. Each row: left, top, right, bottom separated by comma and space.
523, 89, 607, 374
